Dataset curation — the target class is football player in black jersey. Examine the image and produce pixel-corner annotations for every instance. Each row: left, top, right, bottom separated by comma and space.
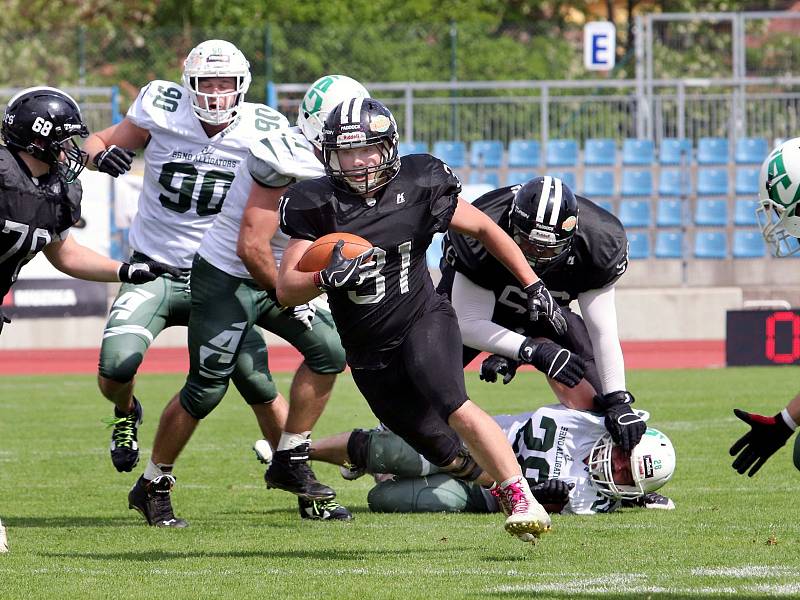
277, 98, 567, 542
437, 176, 646, 453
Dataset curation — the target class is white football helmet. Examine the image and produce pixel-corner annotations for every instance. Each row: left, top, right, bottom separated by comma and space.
588, 427, 676, 500
182, 39, 251, 125
756, 137, 800, 257
297, 74, 369, 150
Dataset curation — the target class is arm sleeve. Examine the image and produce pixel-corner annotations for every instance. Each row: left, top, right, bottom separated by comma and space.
451, 271, 526, 358
577, 284, 626, 394
426, 158, 462, 233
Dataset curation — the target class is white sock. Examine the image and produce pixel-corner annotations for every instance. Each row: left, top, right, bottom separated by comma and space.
277, 431, 311, 452
143, 460, 173, 481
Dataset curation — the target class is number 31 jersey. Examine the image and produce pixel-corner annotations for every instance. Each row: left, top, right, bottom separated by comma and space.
126, 80, 288, 268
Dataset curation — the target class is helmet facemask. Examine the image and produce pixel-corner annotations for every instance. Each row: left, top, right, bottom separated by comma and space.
324, 138, 399, 195
511, 224, 574, 270
756, 196, 800, 257
182, 40, 251, 125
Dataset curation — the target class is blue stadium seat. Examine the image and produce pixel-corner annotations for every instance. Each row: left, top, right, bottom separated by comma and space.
398, 141, 428, 156
658, 169, 690, 197
697, 137, 729, 165
618, 199, 651, 227
655, 231, 684, 258
594, 200, 614, 213
469, 140, 504, 168
505, 170, 538, 186
426, 233, 445, 269
694, 198, 728, 227
696, 168, 729, 196
468, 170, 501, 188
627, 232, 650, 259
621, 169, 653, 196
734, 199, 759, 226
656, 199, 684, 227
732, 229, 766, 258
546, 139, 579, 167
622, 139, 655, 166
735, 137, 769, 165
659, 138, 692, 165
508, 139, 541, 168
584, 138, 616, 166
582, 170, 615, 197
734, 167, 760, 195
694, 231, 727, 259
545, 171, 577, 191
432, 141, 466, 168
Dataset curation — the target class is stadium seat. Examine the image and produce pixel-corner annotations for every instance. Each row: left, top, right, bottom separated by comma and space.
696, 168, 729, 196
426, 233, 445, 269
659, 138, 692, 165
545, 170, 577, 191
734, 137, 768, 164
468, 170, 501, 188
546, 139, 578, 167
734, 167, 760, 195
732, 229, 766, 258
508, 139, 541, 168
697, 137, 729, 165
432, 141, 466, 168
594, 199, 614, 213
582, 170, 615, 197
733, 199, 759, 226
627, 231, 650, 259
584, 138, 616, 166
656, 199, 684, 227
505, 170, 537, 186
621, 169, 653, 196
398, 141, 428, 156
694, 231, 727, 258
469, 140, 503, 168
622, 139, 655, 166
694, 198, 728, 227
618, 199, 651, 228
655, 231, 684, 258
658, 169, 690, 197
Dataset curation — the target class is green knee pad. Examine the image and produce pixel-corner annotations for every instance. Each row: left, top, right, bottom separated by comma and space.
368, 474, 472, 513
793, 433, 800, 472
367, 430, 441, 477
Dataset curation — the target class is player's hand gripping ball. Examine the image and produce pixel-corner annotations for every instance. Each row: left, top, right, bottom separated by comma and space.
298, 232, 373, 273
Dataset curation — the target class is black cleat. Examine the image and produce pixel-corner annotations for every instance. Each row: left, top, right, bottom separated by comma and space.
128, 474, 188, 527
107, 397, 143, 472
264, 443, 336, 500
298, 497, 354, 521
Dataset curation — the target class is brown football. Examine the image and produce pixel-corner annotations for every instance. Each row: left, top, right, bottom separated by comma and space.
297, 232, 373, 273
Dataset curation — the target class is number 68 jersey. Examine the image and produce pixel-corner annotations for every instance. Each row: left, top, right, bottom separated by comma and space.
494, 404, 618, 515
125, 80, 289, 268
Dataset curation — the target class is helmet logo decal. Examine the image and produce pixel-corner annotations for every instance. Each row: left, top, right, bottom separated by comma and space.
561, 215, 577, 232
301, 75, 338, 115
370, 115, 391, 133
642, 455, 654, 478
766, 152, 800, 207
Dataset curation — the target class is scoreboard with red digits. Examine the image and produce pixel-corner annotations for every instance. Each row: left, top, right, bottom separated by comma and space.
726, 309, 800, 366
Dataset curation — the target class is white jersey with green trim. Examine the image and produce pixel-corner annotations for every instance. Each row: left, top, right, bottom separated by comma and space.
198, 126, 323, 279
494, 404, 618, 515
125, 79, 289, 268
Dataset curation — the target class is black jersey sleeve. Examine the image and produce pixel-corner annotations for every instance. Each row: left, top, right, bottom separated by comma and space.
278, 179, 326, 241
416, 155, 461, 234
577, 197, 630, 290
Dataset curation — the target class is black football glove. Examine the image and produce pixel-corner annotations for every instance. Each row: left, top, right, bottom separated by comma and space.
730, 409, 795, 477
531, 479, 574, 507
596, 390, 646, 453
118, 261, 183, 284
523, 280, 567, 336
479, 354, 519, 385
518, 337, 584, 388
317, 240, 375, 292
93, 145, 135, 177
0, 308, 10, 335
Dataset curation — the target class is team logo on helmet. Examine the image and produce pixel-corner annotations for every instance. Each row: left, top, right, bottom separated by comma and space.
370, 115, 391, 133
561, 215, 578, 232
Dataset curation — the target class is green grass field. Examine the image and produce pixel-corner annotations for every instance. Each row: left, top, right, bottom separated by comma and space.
1, 368, 799, 599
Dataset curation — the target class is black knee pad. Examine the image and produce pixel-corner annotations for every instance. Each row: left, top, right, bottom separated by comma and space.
346, 429, 371, 470
444, 447, 484, 482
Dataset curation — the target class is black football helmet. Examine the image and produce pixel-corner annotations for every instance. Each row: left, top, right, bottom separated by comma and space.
2, 86, 90, 182
509, 175, 579, 269
321, 97, 400, 195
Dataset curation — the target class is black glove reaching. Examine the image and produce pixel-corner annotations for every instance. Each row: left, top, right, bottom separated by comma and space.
317, 240, 375, 292
0, 308, 10, 335
531, 479, 574, 507
523, 280, 567, 336
518, 338, 584, 387
597, 390, 646, 453
93, 145, 135, 177
479, 354, 519, 385
118, 261, 184, 284
730, 409, 795, 477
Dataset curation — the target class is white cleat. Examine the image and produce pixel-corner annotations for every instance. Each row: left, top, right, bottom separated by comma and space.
497, 477, 552, 543
0, 518, 8, 553
253, 440, 273, 466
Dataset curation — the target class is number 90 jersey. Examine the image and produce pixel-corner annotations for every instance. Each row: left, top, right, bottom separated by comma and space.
495, 404, 618, 515
280, 154, 461, 369
126, 80, 289, 268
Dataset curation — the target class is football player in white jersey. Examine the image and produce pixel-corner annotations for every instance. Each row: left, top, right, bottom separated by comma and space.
122, 75, 371, 526
84, 40, 294, 488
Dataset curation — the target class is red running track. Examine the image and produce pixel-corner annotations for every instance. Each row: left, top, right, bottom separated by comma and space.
0, 341, 725, 375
